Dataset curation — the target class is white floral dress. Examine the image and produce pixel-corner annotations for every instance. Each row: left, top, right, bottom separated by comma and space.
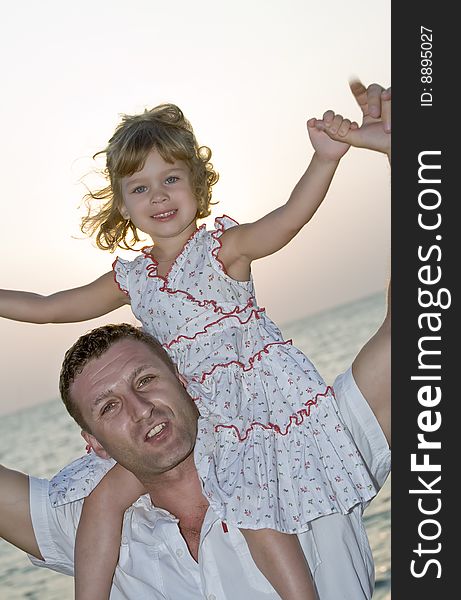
50, 216, 376, 532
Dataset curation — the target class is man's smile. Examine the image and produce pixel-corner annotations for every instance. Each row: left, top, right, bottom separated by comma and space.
145, 421, 169, 442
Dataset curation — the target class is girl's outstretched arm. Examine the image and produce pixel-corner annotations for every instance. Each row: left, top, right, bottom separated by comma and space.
0, 271, 129, 324
74, 463, 146, 600
218, 114, 355, 272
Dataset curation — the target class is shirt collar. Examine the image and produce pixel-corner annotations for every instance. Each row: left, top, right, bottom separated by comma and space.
130, 493, 219, 539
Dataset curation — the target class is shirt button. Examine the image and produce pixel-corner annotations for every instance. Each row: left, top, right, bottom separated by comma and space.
176, 548, 184, 558
208, 595, 216, 600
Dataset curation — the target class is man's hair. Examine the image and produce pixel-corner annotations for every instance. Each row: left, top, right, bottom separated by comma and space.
59, 323, 176, 431
81, 103, 219, 251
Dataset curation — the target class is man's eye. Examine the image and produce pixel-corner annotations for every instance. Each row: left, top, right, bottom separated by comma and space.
165, 176, 179, 184
132, 185, 148, 194
101, 402, 117, 415
138, 376, 154, 388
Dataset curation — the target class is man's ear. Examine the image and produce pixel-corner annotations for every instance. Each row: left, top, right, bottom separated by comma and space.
176, 370, 188, 388
81, 430, 111, 460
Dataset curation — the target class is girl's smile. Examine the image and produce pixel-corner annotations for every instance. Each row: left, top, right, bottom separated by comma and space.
150, 209, 178, 221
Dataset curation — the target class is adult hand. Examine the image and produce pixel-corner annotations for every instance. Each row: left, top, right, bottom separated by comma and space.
351, 79, 391, 133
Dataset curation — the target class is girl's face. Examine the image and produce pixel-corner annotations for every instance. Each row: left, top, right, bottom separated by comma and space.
120, 148, 198, 243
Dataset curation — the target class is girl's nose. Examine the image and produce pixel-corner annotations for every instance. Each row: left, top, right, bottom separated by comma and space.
151, 188, 168, 204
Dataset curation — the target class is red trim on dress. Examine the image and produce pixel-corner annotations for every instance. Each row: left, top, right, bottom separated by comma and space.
141, 217, 252, 315
195, 339, 293, 383
164, 308, 265, 349
140, 221, 257, 315
142, 224, 205, 283
153, 281, 255, 316
112, 216, 251, 322
214, 386, 334, 441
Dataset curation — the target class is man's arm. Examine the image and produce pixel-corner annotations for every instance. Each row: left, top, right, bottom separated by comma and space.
316, 77, 391, 445
352, 280, 391, 445
336, 78, 391, 445
0, 465, 43, 559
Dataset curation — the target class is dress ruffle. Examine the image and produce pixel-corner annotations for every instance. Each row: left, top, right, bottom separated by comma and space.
190, 348, 375, 532
195, 411, 374, 532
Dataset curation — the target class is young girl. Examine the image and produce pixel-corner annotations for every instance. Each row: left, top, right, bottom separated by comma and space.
0, 102, 378, 599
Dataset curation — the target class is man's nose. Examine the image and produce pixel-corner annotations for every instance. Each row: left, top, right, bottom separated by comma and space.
128, 393, 154, 421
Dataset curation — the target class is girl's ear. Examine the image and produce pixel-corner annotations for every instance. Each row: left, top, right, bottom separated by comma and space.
81, 430, 111, 460
119, 205, 130, 220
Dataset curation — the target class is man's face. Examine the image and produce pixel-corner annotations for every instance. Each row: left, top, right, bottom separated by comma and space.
71, 339, 199, 481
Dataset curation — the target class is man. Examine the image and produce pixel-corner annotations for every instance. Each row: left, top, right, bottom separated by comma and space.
0, 80, 391, 599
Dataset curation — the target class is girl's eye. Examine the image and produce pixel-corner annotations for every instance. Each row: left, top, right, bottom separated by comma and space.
165, 176, 179, 184
132, 185, 148, 194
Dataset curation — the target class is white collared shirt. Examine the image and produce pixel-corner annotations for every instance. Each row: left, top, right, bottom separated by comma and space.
29, 477, 289, 599
29, 474, 379, 600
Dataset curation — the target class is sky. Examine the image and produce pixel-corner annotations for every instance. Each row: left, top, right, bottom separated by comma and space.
0, 0, 390, 415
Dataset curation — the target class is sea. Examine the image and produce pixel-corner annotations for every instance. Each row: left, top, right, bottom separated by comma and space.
0, 291, 390, 599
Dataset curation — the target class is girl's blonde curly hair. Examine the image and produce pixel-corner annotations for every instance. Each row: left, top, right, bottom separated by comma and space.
81, 104, 219, 251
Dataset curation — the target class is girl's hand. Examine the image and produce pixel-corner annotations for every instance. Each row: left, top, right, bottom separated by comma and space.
314, 83, 391, 158
307, 112, 357, 162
